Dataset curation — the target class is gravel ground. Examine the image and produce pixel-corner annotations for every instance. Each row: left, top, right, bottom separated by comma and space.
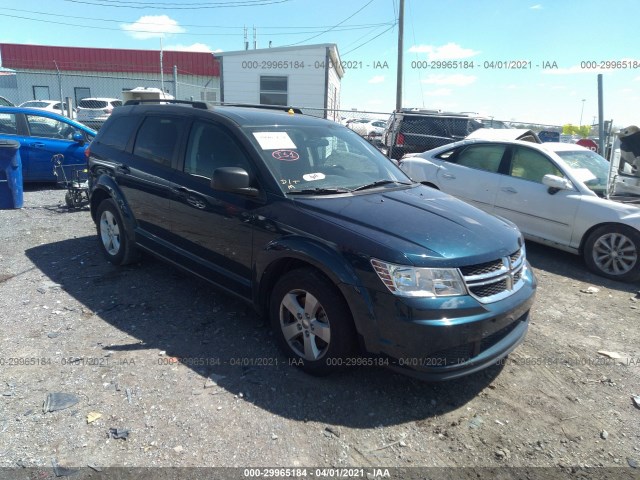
0, 186, 639, 479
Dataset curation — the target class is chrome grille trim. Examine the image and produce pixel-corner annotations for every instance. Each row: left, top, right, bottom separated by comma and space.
461, 246, 527, 303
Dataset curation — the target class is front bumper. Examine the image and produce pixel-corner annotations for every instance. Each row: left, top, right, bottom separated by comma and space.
346, 265, 536, 381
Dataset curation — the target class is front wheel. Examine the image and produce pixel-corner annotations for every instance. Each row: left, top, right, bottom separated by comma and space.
583, 225, 640, 282
96, 198, 138, 266
270, 269, 357, 375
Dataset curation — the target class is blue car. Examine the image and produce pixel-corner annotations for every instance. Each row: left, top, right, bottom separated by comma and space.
0, 106, 96, 182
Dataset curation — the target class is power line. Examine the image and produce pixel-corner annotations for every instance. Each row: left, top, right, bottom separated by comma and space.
3, 7, 394, 30
0, 12, 392, 37
283, 0, 376, 47
341, 22, 396, 56
63, 0, 292, 9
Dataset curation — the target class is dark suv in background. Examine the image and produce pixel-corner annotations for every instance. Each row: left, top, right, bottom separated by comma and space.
86, 100, 536, 381
383, 108, 508, 160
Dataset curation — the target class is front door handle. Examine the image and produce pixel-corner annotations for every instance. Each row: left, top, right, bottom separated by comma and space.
116, 164, 130, 174
501, 186, 517, 194
29, 142, 45, 148
441, 173, 456, 180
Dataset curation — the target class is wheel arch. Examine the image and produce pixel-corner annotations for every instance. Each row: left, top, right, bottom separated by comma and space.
255, 239, 374, 348
577, 221, 635, 256
89, 175, 137, 243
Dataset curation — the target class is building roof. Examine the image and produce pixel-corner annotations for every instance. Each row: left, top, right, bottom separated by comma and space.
0, 43, 220, 77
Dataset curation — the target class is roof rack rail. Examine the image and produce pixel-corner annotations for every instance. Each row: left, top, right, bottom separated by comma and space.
213, 103, 304, 114
123, 99, 209, 109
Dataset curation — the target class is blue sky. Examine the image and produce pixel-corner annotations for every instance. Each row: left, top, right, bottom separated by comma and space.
1, 0, 638, 127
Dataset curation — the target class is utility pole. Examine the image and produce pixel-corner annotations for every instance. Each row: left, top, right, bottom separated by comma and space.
395, 0, 404, 111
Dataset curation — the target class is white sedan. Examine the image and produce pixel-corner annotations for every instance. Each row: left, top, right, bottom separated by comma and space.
348, 119, 387, 140
19, 100, 72, 117
400, 139, 640, 282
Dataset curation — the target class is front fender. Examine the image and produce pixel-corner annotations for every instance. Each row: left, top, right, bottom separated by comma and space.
255, 236, 378, 348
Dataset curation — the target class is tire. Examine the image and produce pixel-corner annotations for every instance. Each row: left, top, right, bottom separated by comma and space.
583, 225, 640, 282
96, 198, 138, 266
64, 192, 74, 208
269, 268, 357, 375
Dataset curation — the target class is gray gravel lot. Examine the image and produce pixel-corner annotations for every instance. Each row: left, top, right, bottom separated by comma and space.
0, 186, 639, 479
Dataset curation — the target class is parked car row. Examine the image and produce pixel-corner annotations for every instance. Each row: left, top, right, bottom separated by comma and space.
382, 108, 509, 160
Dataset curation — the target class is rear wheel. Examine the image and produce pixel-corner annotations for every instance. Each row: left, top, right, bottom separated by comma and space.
96, 198, 138, 266
270, 269, 357, 375
583, 225, 640, 282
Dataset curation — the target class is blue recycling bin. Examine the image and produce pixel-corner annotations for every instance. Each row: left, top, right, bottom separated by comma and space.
0, 139, 23, 209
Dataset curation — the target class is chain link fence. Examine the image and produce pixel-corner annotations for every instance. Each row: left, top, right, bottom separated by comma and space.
0, 61, 219, 130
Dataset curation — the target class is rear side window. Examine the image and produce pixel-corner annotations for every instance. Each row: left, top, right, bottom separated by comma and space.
133, 116, 183, 167
97, 115, 140, 151
0, 113, 17, 134
79, 100, 108, 109
455, 144, 506, 173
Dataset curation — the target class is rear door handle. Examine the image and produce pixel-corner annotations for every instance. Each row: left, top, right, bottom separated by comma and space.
501, 186, 517, 194
173, 186, 189, 194
441, 173, 456, 180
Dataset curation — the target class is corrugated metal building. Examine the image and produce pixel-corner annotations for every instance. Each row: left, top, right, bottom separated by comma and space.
0, 43, 221, 107
0, 43, 342, 118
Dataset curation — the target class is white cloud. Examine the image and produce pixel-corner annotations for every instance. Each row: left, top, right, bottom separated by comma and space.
122, 15, 185, 40
530, 4, 543, 9
422, 74, 477, 86
408, 42, 480, 60
424, 88, 452, 97
165, 43, 214, 52
368, 75, 385, 84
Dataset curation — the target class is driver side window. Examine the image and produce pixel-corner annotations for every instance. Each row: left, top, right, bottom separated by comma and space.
185, 121, 251, 179
510, 147, 563, 183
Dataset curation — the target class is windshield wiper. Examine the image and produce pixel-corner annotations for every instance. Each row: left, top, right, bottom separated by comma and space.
287, 187, 352, 195
351, 180, 413, 192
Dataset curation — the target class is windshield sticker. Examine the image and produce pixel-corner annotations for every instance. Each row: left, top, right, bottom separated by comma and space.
272, 150, 300, 162
253, 132, 296, 150
302, 172, 326, 181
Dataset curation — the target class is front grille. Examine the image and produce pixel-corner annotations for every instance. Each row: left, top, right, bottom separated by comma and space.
461, 246, 526, 303
470, 279, 508, 298
460, 259, 504, 277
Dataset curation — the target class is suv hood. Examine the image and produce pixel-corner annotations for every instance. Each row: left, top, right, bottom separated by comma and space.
291, 185, 522, 267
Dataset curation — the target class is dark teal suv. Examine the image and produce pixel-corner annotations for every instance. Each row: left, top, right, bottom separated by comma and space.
86, 101, 536, 380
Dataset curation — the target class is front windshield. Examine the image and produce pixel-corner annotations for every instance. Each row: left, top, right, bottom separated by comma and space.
555, 149, 609, 195
243, 123, 411, 194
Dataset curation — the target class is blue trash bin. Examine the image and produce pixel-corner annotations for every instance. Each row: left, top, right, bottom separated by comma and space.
0, 139, 23, 209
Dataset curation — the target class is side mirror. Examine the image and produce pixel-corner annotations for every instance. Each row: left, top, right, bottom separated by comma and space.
542, 174, 572, 194
72, 132, 85, 145
212, 167, 259, 197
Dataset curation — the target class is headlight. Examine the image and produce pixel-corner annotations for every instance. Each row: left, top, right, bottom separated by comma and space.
371, 259, 467, 297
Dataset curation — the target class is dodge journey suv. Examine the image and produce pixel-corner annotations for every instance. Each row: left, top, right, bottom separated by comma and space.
86, 100, 536, 380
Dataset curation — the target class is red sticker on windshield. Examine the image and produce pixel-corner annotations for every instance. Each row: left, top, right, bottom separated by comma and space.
272, 150, 299, 161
